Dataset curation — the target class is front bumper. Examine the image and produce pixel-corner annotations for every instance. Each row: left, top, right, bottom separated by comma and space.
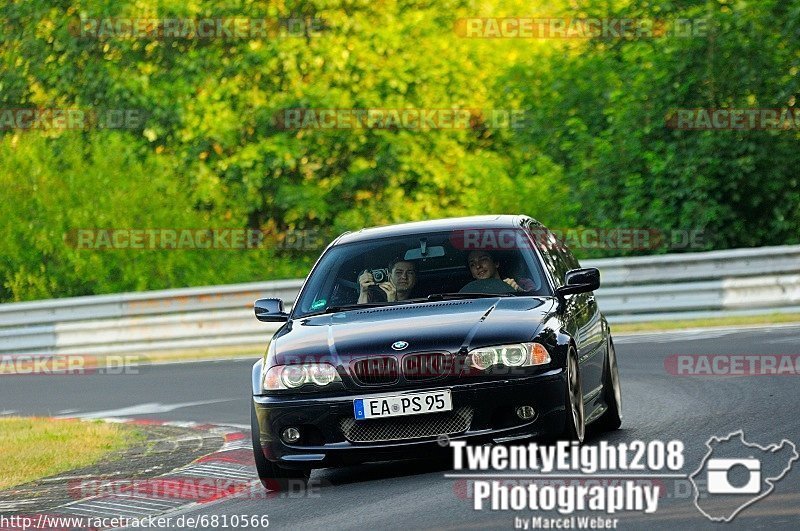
253, 369, 567, 469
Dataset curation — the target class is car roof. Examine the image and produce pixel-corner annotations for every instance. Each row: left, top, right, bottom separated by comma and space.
333, 214, 537, 245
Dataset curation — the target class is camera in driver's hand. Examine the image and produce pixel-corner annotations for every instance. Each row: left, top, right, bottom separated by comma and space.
370, 268, 390, 283
359, 268, 391, 302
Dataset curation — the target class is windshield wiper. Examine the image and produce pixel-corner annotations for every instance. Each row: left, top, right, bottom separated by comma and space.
310, 293, 514, 316
424, 292, 515, 301
322, 302, 390, 314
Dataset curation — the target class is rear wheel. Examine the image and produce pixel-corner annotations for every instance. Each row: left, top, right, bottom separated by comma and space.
560, 347, 585, 443
596, 338, 623, 431
251, 400, 310, 491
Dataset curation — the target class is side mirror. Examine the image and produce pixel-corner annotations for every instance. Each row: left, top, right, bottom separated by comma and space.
555, 268, 600, 298
254, 298, 289, 322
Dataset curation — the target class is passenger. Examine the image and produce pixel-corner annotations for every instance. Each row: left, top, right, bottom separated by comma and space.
357, 257, 417, 303
461, 250, 532, 293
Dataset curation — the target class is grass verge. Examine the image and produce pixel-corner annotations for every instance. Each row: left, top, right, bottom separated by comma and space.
141, 345, 263, 364
612, 312, 800, 334
0, 417, 142, 490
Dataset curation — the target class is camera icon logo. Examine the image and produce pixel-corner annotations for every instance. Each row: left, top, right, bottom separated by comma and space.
690, 430, 798, 522
706, 457, 761, 494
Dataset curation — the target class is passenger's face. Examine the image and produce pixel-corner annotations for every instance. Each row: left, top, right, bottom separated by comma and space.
468, 251, 499, 280
391, 261, 416, 292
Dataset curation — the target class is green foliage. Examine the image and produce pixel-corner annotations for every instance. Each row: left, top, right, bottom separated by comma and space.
0, 133, 311, 301
509, 0, 800, 254
1, 0, 798, 301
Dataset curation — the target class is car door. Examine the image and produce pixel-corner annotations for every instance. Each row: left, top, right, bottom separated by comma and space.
530, 225, 602, 397
555, 239, 605, 397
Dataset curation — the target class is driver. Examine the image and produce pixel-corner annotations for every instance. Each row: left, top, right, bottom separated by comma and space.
357, 258, 417, 303
461, 250, 525, 293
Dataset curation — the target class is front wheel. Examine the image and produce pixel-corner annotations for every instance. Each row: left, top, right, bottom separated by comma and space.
560, 347, 585, 443
251, 400, 310, 491
596, 338, 623, 432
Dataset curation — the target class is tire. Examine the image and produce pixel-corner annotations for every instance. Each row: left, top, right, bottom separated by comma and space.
251, 400, 310, 491
560, 347, 585, 443
596, 337, 623, 432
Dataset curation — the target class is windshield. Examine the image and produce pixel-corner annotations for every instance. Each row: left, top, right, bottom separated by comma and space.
293, 229, 552, 318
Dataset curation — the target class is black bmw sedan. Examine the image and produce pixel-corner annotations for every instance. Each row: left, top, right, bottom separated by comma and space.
250, 215, 622, 489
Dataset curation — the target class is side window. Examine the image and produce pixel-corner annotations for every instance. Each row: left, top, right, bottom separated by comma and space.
555, 238, 580, 271
529, 227, 565, 288
550, 241, 572, 287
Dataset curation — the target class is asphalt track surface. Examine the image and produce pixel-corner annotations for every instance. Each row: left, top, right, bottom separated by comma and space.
2, 325, 800, 530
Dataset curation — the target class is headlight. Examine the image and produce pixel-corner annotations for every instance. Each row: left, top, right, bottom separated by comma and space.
308, 363, 338, 385
469, 342, 551, 370
501, 345, 528, 366
263, 363, 341, 390
281, 365, 307, 388
470, 347, 496, 370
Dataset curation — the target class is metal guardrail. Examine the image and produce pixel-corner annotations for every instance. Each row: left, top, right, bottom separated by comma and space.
1, 245, 799, 356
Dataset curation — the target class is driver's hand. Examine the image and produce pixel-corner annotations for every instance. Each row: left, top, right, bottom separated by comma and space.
378, 282, 397, 301
358, 271, 375, 293
503, 278, 522, 292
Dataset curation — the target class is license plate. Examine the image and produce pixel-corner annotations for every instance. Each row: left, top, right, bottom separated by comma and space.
353, 390, 452, 420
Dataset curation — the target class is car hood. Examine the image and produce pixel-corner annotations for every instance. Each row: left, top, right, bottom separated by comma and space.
269, 297, 556, 366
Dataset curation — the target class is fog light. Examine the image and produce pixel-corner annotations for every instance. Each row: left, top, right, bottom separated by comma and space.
516, 406, 536, 420
281, 427, 301, 443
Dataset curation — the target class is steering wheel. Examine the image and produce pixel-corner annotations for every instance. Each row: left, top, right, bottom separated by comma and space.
460, 278, 516, 294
